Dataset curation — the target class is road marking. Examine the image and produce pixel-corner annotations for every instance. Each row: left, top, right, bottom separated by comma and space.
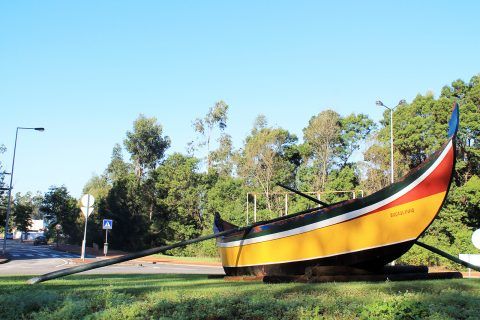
55, 259, 69, 268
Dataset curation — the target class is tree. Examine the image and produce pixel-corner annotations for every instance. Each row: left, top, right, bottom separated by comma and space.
209, 134, 234, 177
441, 76, 480, 184
237, 116, 298, 211
206, 176, 246, 227
192, 100, 229, 170
83, 174, 111, 202
324, 165, 359, 202
390, 95, 449, 169
12, 193, 35, 241
303, 110, 341, 191
101, 175, 151, 251
41, 186, 81, 243
362, 95, 450, 191
106, 143, 130, 183
124, 115, 170, 221
360, 139, 392, 193
124, 115, 171, 178
252, 114, 267, 132
338, 113, 375, 166
154, 153, 207, 255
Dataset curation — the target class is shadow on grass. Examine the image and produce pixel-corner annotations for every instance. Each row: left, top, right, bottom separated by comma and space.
1, 275, 479, 319
4, 274, 480, 297
1, 274, 266, 298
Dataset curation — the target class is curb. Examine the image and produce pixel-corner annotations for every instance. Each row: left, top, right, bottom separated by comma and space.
67, 257, 222, 267
136, 257, 222, 267
49, 245, 222, 267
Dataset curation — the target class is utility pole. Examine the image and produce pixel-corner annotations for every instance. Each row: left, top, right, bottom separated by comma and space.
3, 127, 44, 255
376, 100, 406, 184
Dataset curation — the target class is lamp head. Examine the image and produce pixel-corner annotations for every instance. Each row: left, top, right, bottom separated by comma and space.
398, 99, 406, 106
34, 128, 45, 132
376, 100, 385, 107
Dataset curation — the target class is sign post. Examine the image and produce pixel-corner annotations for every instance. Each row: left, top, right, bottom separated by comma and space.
80, 194, 95, 261
102, 219, 113, 256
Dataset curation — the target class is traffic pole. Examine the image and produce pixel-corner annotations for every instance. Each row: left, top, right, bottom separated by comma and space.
104, 229, 108, 256
80, 196, 89, 261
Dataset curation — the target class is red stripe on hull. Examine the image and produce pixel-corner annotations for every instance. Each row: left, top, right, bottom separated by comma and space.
371, 143, 454, 214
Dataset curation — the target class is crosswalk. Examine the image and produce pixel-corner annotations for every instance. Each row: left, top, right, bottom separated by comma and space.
9, 249, 80, 259
3, 240, 97, 260
10, 252, 80, 259
10, 253, 79, 259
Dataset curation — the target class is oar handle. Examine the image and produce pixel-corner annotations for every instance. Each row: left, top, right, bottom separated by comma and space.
415, 240, 480, 272
277, 183, 329, 207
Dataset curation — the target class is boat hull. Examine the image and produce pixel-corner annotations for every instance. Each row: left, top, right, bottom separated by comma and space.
223, 241, 416, 276
216, 136, 456, 276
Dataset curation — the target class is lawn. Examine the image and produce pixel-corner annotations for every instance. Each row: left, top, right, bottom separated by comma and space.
0, 275, 479, 319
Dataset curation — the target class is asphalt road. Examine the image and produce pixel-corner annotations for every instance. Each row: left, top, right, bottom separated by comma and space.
0, 240, 225, 276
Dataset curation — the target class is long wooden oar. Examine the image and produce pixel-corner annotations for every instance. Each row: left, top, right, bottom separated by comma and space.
28, 205, 323, 285
277, 183, 329, 207
415, 240, 480, 272
27, 228, 239, 284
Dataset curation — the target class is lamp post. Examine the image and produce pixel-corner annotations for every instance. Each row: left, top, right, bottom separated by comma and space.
376, 100, 406, 184
2, 127, 44, 255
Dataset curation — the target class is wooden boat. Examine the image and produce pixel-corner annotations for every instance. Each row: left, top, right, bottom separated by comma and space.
214, 104, 459, 276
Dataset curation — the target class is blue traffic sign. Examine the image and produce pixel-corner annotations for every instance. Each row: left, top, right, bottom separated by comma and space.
102, 219, 113, 230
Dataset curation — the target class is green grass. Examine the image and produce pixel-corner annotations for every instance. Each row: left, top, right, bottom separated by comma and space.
1, 275, 479, 319
151, 254, 221, 263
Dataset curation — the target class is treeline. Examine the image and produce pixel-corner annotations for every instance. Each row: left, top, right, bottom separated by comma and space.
1, 75, 479, 266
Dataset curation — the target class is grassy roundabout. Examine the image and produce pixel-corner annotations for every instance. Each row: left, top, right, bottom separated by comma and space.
0, 275, 479, 319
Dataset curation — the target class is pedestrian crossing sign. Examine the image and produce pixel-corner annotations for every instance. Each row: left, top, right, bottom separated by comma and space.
102, 219, 113, 230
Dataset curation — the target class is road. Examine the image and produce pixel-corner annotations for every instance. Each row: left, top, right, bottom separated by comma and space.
0, 240, 225, 276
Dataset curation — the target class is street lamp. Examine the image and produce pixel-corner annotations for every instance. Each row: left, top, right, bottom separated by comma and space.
376, 100, 406, 184
2, 127, 45, 255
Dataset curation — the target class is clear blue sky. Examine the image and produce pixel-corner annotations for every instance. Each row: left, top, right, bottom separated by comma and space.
1, 1, 479, 198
